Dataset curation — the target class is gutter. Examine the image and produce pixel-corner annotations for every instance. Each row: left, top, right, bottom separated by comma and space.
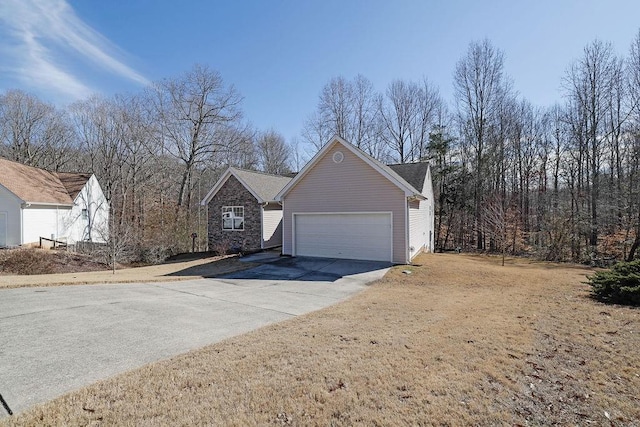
408, 194, 426, 202
22, 201, 74, 208
405, 196, 410, 264
260, 202, 267, 249
20, 206, 24, 244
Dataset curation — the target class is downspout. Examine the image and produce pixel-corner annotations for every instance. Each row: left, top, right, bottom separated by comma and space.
405, 196, 410, 264
204, 202, 208, 252
260, 201, 268, 249
277, 199, 287, 255
20, 202, 31, 245
20, 205, 25, 245
280, 198, 290, 256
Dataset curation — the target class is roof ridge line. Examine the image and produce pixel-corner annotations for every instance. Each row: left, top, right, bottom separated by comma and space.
232, 167, 292, 179
385, 161, 430, 166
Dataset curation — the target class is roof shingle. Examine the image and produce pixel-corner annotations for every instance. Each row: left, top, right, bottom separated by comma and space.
0, 157, 90, 205
387, 162, 430, 193
55, 172, 92, 200
231, 168, 292, 202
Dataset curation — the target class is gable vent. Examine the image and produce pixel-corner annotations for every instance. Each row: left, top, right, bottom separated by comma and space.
332, 151, 344, 164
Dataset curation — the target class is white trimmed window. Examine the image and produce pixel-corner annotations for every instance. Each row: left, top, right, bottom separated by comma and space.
222, 206, 244, 230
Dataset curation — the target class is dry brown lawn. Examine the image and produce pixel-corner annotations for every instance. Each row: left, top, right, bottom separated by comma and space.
3, 254, 639, 426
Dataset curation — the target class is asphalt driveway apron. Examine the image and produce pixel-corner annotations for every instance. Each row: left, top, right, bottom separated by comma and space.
0, 257, 389, 416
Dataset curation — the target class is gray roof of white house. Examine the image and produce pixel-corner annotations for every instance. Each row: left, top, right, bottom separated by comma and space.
231, 168, 292, 202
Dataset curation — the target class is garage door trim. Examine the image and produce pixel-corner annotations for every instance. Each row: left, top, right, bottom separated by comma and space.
292, 211, 393, 262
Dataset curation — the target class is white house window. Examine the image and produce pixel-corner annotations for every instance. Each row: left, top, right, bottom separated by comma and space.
222, 206, 244, 230
82, 209, 88, 220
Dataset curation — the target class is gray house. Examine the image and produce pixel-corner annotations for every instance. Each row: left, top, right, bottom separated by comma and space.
275, 136, 434, 264
201, 167, 291, 253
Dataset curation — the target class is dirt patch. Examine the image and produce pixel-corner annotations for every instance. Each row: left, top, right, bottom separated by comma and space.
3, 254, 639, 426
0, 248, 110, 275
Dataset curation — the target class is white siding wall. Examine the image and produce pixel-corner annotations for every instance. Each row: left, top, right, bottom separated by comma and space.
60, 175, 109, 244
282, 143, 408, 264
22, 206, 70, 244
0, 184, 21, 247
407, 165, 436, 258
408, 199, 426, 259
60, 202, 88, 244
0, 176, 109, 247
424, 167, 435, 252
262, 204, 283, 248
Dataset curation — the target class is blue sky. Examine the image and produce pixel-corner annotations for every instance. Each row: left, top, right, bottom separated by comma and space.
1, 0, 639, 143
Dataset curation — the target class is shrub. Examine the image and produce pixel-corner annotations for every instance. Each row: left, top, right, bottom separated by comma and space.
0, 248, 109, 275
587, 260, 640, 306
0, 248, 53, 274
136, 245, 178, 265
210, 238, 233, 256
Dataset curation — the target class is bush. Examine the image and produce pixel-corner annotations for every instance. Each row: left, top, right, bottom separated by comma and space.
0, 248, 109, 275
587, 260, 640, 306
136, 245, 178, 265
0, 248, 53, 274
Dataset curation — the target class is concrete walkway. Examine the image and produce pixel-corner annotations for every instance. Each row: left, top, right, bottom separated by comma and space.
0, 257, 390, 416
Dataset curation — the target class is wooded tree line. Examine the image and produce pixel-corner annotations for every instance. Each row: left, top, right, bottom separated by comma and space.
302, 32, 640, 263
0, 65, 292, 259
2, 31, 640, 263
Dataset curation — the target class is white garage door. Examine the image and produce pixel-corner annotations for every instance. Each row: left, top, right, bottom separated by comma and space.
294, 213, 392, 262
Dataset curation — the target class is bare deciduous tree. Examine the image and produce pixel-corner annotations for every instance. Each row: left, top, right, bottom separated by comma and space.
378, 79, 418, 163
151, 64, 243, 209
626, 30, 640, 260
564, 40, 619, 252
256, 129, 291, 175
378, 78, 442, 163
454, 39, 511, 249
0, 89, 75, 169
302, 75, 381, 156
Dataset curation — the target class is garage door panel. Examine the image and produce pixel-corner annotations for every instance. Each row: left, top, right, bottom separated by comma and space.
294, 213, 392, 262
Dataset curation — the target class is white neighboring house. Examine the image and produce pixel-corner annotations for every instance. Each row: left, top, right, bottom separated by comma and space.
0, 157, 109, 248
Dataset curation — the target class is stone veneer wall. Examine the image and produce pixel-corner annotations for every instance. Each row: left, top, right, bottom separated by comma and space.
207, 175, 262, 252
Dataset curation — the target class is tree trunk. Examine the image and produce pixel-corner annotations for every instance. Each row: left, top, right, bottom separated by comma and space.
627, 235, 639, 262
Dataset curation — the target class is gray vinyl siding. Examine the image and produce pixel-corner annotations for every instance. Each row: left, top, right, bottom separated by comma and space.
262, 203, 283, 248
282, 143, 408, 264
0, 184, 22, 247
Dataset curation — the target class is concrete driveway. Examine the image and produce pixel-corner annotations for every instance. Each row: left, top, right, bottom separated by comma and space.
0, 257, 390, 416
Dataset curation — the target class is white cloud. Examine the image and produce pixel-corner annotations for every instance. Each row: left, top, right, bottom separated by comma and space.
0, 0, 149, 100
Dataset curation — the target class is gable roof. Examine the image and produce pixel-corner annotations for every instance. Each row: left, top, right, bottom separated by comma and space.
56, 172, 93, 200
275, 136, 427, 201
0, 157, 91, 205
201, 167, 292, 205
387, 162, 430, 193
